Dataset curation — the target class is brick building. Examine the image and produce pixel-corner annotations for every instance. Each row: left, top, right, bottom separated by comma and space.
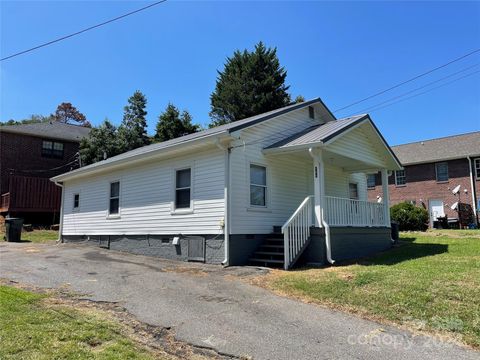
367, 132, 480, 228
0, 121, 90, 227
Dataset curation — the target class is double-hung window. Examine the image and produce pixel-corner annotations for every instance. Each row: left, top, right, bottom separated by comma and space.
474, 158, 480, 179
395, 170, 406, 186
349, 183, 359, 200
109, 181, 120, 215
73, 194, 80, 209
175, 168, 191, 209
250, 164, 267, 207
435, 162, 449, 182
367, 174, 376, 189
42, 140, 64, 159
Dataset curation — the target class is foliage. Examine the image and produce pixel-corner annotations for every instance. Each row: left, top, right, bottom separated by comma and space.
264, 231, 480, 348
294, 95, 305, 103
209, 41, 291, 127
390, 202, 429, 231
153, 103, 199, 142
79, 119, 122, 166
0, 114, 54, 126
0, 285, 156, 359
54, 102, 91, 127
118, 91, 150, 152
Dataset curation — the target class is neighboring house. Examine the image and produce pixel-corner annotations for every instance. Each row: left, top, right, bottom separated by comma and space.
0, 121, 90, 228
367, 132, 480, 228
52, 98, 402, 269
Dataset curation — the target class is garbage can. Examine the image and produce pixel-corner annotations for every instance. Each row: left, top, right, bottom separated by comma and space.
5, 218, 23, 242
391, 221, 399, 243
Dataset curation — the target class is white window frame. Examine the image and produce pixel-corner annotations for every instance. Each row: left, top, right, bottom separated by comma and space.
395, 170, 406, 186
73, 193, 80, 211
366, 174, 376, 189
171, 166, 194, 214
107, 180, 121, 219
348, 182, 359, 200
474, 158, 480, 180
249, 163, 268, 209
435, 162, 449, 182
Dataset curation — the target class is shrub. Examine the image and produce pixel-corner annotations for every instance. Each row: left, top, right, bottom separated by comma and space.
390, 202, 429, 231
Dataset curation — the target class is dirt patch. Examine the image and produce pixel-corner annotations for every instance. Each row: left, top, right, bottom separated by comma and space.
0, 278, 240, 359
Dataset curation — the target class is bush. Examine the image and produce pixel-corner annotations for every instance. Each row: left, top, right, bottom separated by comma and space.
390, 202, 429, 231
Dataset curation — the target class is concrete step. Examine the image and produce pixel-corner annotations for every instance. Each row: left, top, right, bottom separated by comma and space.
249, 258, 284, 267
253, 251, 284, 257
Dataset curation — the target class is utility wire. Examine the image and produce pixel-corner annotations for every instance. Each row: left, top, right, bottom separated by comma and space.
1, 1, 167, 61
332, 48, 480, 113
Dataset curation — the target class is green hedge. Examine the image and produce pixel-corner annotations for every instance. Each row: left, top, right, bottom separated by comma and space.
390, 202, 429, 231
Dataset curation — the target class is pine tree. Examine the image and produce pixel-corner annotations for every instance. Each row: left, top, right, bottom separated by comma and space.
209, 42, 291, 127
154, 103, 199, 142
118, 91, 149, 152
54, 102, 91, 127
79, 119, 121, 165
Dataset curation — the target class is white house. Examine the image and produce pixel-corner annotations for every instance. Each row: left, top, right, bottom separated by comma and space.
51, 98, 402, 269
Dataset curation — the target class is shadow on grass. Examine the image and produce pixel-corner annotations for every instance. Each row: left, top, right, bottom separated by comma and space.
3, 240, 32, 243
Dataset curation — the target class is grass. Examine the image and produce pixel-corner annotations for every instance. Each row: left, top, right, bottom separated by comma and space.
1, 229, 58, 243
0, 285, 161, 360
260, 230, 480, 348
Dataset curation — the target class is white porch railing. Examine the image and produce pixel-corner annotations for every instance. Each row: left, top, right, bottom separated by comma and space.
281, 195, 314, 270
324, 196, 386, 227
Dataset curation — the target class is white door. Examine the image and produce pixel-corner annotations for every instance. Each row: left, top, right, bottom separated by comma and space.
429, 200, 445, 227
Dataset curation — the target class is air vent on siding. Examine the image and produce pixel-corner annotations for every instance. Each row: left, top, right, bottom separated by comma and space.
308, 106, 315, 119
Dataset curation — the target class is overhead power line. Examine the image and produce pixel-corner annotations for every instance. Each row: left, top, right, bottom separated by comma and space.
332, 48, 480, 113
1, 0, 167, 61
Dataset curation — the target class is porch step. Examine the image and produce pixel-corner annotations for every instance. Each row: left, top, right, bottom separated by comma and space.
249, 258, 284, 268
249, 230, 285, 268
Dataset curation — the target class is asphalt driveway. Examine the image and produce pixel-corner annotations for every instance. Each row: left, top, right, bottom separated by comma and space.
0, 241, 477, 360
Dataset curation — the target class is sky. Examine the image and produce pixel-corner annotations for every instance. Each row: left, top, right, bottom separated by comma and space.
1, 1, 479, 146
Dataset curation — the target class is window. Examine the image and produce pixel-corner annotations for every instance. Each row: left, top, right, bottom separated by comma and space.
349, 183, 359, 200
42, 140, 64, 158
367, 174, 376, 189
175, 168, 191, 209
475, 158, 480, 179
73, 194, 80, 209
250, 164, 267, 206
435, 162, 449, 182
109, 181, 120, 215
395, 170, 406, 186
308, 106, 315, 119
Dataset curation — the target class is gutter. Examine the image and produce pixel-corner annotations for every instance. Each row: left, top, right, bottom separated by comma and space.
308, 148, 335, 264
467, 156, 478, 225
53, 181, 64, 243
215, 138, 230, 266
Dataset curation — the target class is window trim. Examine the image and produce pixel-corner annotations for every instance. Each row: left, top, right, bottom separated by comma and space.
394, 170, 406, 187
73, 193, 80, 211
348, 182, 359, 200
249, 162, 269, 209
474, 158, 480, 180
171, 166, 194, 214
435, 162, 449, 183
107, 180, 121, 219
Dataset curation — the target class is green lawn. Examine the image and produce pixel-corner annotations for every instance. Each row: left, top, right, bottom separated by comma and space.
0, 285, 163, 359
262, 231, 480, 348
1, 229, 58, 243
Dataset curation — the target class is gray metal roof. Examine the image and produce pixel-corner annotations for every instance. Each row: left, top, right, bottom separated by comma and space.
0, 121, 91, 142
52, 98, 332, 181
392, 131, 480, 165
264, 114, 367, 150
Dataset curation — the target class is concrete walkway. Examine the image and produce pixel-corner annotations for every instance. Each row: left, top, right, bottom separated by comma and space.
0, 241, 477, 360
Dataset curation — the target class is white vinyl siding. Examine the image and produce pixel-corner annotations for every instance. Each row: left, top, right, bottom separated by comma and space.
62, 148, 225, 235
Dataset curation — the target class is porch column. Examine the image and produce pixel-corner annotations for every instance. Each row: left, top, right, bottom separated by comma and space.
310, 148, 324, 228
381, 168, 391, 227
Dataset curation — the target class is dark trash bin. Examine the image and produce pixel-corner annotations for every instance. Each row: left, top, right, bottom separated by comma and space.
5, 218, 23, 242
391, 221, 399, 242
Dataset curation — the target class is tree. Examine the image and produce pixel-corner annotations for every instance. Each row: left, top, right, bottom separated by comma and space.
79, 119, 121, 166
118, 91, 149, 152
54, 102, 90, 127
0, 114, 55, 126
154, 104, 199, 142
209, 41, 291, 127
294, 95, 305, 103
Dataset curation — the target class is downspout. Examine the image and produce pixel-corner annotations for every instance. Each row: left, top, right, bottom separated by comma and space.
53, 181, 64, 243
467, 156, 478, 225
308, 148, 335, 264
215, 138, 230, 266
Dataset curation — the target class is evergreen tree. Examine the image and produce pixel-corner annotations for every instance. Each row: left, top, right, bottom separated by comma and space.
118, 91, 149, 151
154, 103, 199, 142
79, 119, 121, 166
209, 42, 291, 127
